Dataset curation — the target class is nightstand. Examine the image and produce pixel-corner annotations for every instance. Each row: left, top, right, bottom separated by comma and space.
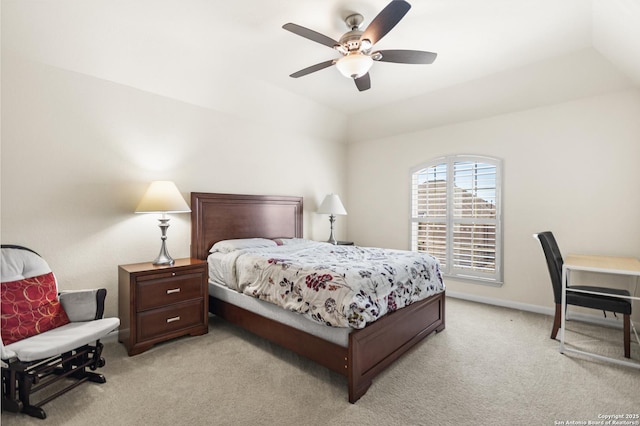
118, 258, 208, 356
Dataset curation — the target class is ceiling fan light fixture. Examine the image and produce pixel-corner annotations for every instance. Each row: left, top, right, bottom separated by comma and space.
335, 53, 373, 79
359, 39, 372, 52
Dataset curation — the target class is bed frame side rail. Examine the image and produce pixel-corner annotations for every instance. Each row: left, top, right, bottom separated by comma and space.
209, 297, 349, 376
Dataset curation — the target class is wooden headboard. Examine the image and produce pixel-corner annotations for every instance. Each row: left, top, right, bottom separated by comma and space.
190, 192, 303, 260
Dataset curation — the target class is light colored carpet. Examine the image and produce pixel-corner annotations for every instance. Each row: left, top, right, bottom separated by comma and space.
2, 297, 639, 425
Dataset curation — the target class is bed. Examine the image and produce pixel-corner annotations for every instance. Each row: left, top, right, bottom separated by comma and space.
190, 192, 445, 403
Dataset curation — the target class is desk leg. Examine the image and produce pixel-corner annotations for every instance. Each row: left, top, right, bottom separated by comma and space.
560, 266, 568, 354
634, 278, 640, 346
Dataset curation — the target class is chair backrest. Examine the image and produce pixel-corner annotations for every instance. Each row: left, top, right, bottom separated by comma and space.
1, 245, 53, 284
1, 245, 70, 349
535, 232, 564, 304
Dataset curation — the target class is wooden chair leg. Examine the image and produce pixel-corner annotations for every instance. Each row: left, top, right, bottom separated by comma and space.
1, 368, 23, 413
17, 372, 46, 419
624, 314, 630, 359
551, 303, 561, 340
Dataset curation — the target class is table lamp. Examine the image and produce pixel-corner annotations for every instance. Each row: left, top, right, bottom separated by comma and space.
135, 181, 191, 265
317, 193, 347, 245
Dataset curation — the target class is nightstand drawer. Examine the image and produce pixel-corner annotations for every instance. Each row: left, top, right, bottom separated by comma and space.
136, 273, 203, 312
137, 300, 204, 341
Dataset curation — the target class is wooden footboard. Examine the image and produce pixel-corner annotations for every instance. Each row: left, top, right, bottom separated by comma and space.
347, 291, 445, 402
210, 291, 445, 403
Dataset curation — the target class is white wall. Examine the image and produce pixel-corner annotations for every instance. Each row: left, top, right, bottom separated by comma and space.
1, 53, 348, 318
346, 89, 640, 319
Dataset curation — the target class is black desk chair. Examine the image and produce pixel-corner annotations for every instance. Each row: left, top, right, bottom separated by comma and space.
535, 231, 632, 358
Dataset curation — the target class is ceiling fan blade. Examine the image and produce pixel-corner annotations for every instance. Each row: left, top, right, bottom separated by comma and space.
354, 73, 371, 91
374, 50, 437, 64
282, 23, 339, 49
360, 0, 411, 46
289, 59, 336, 78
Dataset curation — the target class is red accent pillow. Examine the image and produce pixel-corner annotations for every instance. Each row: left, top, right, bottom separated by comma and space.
1, 272, 70, 345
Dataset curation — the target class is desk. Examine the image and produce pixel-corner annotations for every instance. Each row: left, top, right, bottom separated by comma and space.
561, 254, 640, 368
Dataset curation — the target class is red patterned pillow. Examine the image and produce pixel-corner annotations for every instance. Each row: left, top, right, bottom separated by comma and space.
1, 272, 70, 345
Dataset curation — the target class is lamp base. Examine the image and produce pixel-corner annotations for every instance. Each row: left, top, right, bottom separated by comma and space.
326, 214, 337, 245
153, 246, 174, 265
153, 218, 175, 265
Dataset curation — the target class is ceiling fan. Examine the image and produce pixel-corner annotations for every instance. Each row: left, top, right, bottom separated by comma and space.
282, 0, 437, 92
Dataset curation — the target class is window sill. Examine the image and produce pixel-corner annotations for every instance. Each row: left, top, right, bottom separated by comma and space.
443, 273, 504, 287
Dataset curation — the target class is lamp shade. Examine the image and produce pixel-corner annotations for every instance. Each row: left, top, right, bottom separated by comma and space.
317, 194, 347, 215
335, 53, 373, 79
135, 181, 190, 213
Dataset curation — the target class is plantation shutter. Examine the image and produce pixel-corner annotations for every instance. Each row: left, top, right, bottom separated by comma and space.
411, 156, 502, 283
411, 163, 448, 269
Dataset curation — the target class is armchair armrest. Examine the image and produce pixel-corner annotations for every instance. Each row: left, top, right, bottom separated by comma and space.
59, 288, 107, 321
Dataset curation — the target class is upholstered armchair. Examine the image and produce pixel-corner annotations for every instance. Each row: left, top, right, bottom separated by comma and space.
1, 245, 120, 419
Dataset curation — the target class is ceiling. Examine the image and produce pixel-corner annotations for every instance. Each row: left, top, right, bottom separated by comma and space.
2, 0, 640, 116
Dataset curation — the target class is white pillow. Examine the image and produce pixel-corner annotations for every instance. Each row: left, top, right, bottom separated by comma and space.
209, 238, 278, 253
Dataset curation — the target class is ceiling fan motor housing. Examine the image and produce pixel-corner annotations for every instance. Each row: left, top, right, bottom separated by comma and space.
337, 14, 373, 54
338, 30, 365, 53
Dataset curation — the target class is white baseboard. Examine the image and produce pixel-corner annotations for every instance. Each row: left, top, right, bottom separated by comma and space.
446, 291, 626, 330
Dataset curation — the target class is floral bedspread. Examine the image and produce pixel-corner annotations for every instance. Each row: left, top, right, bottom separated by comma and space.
218, 240, 444, 329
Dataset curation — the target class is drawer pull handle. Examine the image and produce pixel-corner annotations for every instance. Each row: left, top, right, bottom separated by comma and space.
166, 316, 181, 323
166, 288, 181, 294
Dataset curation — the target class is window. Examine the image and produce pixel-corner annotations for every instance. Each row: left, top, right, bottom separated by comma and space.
411, 155, 502, 284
